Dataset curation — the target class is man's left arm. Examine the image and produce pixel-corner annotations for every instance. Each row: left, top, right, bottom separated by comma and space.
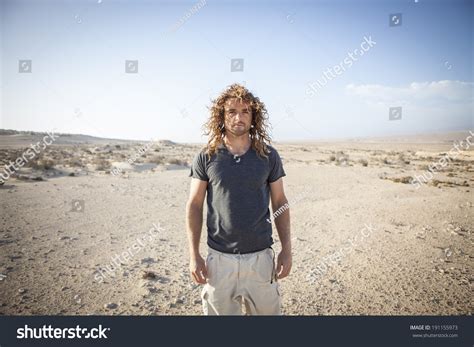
269, 178, 292, 279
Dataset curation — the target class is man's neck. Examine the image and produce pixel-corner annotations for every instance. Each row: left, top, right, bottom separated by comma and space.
223, 134, 251, 156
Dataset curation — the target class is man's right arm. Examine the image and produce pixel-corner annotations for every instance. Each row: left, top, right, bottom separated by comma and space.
186, 178, 208, 284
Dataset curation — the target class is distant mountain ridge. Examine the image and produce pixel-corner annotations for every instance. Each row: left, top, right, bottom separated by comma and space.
0, 129, 178, 147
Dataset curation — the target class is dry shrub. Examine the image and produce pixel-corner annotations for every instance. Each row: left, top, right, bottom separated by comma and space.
168, 158, 188, 166
386, 176, 413, 184
147, 155, 166, 164
28, 157, 56, 170
334, 151, 349, 166
93, 158, 111, 171
65, 157, 84, 167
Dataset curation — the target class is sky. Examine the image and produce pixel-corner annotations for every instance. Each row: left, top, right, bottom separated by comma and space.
0, 0, 473, 142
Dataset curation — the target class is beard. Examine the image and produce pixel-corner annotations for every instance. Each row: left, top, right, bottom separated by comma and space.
225, 124, 250, 137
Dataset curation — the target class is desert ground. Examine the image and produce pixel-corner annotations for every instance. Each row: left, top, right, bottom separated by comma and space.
0, 130, 472, 315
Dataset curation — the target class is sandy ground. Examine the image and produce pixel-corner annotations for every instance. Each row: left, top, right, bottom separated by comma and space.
0, 130, 473, 315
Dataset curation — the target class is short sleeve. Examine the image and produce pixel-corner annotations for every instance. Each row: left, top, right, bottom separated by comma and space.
189, 151, 209, 181
268, 147, 286, 183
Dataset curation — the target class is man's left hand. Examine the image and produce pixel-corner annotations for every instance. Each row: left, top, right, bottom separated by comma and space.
276, 249, 292, 279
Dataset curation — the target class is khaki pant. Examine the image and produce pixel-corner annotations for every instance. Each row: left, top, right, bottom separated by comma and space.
201, 246, 282, 315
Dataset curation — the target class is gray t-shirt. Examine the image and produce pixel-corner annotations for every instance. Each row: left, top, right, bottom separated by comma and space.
189, 143, 286, 254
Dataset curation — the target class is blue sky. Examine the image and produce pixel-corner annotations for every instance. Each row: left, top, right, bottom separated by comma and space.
1, 0, 472, 142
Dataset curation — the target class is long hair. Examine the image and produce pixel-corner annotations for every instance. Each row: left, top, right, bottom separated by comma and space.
203, 83, 272, 159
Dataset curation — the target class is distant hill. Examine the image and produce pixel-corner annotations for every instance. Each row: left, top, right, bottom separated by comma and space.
0, 129, 177, 148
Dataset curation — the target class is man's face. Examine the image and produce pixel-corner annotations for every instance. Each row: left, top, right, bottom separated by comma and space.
223, 98, 252, 137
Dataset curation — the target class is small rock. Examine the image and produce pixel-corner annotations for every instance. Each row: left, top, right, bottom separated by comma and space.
142, 271, 157, 280
141, 257, 156, 264
18, 288, 26, 294
147, 287, 159, 293
104, 302, 118, 309
158, 276, 170, 284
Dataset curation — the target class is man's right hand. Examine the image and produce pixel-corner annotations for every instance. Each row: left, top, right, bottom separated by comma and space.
189, 254, 208, 284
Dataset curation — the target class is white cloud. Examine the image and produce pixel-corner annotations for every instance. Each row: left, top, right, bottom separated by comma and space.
345, 80, 474, 106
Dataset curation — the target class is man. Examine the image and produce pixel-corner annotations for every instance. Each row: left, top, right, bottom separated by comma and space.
186, 83, 292, 315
